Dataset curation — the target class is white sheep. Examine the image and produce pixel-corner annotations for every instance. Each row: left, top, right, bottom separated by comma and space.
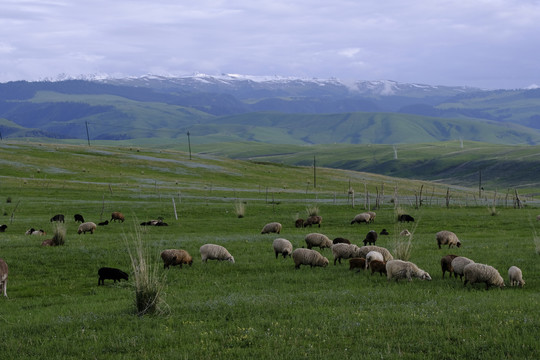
331, 243, 362, 265
436, 230, 461, 249
400, 229, 411, 237
261, 222, 282, 234
77, 222, 97, 234
0, 258, 7, 297
199, 244, 235, 264
508, 266, 525, 288
350, 212, 371, 225
292, 248, 329, 269
357, 245, 394, 262
272, 238, 293, 259
365, 250, 384, 269
366, 211, 376, 222
386, 259, 432, 282
305, 233, 333, 250
451, 256, 475, 281
463, 263, 504, 290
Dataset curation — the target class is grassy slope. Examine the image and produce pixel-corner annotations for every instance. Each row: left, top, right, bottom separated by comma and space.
0, 142, 540, 358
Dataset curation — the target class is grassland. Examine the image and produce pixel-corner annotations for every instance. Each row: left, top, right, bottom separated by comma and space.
0, 141, 539, 359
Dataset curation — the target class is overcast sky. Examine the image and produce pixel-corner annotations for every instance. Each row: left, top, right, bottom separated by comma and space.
1, 0, 539, 89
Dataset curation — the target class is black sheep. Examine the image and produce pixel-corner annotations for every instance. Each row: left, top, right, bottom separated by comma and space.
74, 214, 85, 223
98, 220, 109, 226
0, 224, 7, 232
398, 214, 415, 223
98, 267, 129, 285
333, 237, 351, 245
50, 214, 65, 223
363, 230, 378, 245
379, 229, 389, 235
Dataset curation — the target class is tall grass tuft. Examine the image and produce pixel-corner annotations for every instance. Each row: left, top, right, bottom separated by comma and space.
305, 205, 319, 217
487, 205, 497, 216
125, 227, 168, 316
392, 210, 419, 261
528, 216, 540, 255
234, 201, 245, 218
51, 223, 66, 246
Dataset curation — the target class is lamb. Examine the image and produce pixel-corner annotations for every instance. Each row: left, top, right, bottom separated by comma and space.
398, 214, 415, 222
331, 243, 362, 265
98, 267, 129, 285
369, 259, 387, 276
41, 238, 54, 246
303, 215, 322, 228
451, 256, 475, 281
386, 259, 432, 282
73, 214, 85, 223
160, 249, 193, 269
261, 222, 282, 234
292, 248, 329, 269
0, 224, 7, 232
400, 229, 411, 236
349, 257, 366, 272
98, 220, 109, 226
305, 233, 333, 250
379, 229, 389, 235
357, 245, 394, 262
25, 228, 46, 235
463, 263, 505, 290
50, 214, 65, 223
78, 222, 97, 234
200, 244, 235, 263
508, 266, 525, 288
0, 258, 8, 297
365, 250, 384, 269
350, 212, 371, 225
294, 219, 304, 228
436, 230, 461, 249
111, 211, 125, 222
363, 230, 378, 246
441, 254, 459, 279
272, 238, 293, 259
332, 237, 351, 245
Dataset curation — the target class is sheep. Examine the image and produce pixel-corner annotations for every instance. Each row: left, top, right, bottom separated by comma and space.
386, 259, 432, 282
98, 220, 109, 226
78, 222, 97, 234
261, 222, 282, 234
272, 238, 293, 259
365, 250, 384, 269
303, 215, 322, 228
294, 219, 304, 228
379, 229, 389, 236
332, 237, 351, 245
200, 244, 235, 264
50, 214, 65, 223
73, 214, 85, 223
367, 211, 376, 223
0, 258, 8, 297
508, 266, 525, 288
369, 259, 387, 276
305, 233, 333, 250
441, 254, 459, 279
349, 257, 366, 272
331, 243, 362, 265
161, 249, 193, 269
111, 211, 125, 222
98, 267, 129, 285
363, 230, 378, 246
292, 248, 329, 269
357, 245, 394, 262
451, 256, 475, 281
350, 212, 371, 225
400, 229, 411, 237
0, 224, 7, 232
25, 228, 46, 235
436, 230, 461, 249
140, 219, 168, 226
398, 214, 415, 222
463, 263, 504, 290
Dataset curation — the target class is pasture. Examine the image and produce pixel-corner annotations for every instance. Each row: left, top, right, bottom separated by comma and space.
0, 141, 539, 359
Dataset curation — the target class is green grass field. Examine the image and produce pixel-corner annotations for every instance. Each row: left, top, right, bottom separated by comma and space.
1, 141, 539, 359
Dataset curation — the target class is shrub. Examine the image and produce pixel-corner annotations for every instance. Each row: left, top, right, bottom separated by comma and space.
234, 201, 245, 218
51, 223, 66, 246
305, 205, 319, 217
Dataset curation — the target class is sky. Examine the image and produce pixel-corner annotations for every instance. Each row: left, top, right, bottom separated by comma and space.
1, 0, 540, 89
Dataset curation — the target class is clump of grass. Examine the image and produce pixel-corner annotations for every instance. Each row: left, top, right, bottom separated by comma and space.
125, 227, 168, 316
487, 205, 497, 216
528, 217, 540, 255
234, 201, 245, 218
305, 205, 319, 217
51, 223, 66, 246
392, 211, 419, 261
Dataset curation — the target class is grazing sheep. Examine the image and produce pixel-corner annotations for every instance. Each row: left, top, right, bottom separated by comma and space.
332, 243, 362, 265
386, 260, 432, 282
161, 249, 193, 269
98, 267, 129, 285
73, 214, 85, 223
369, 259, 387, 276
363, 230, 378, 246
441, 254, 459, 279
333, 237, 351, 245
303, 215, 322, 228
451, 256, 475, 281
0, 258, 8, 297
50, 214, 65, 223
295, 219, 304, 228
200, 244, 235, 263
400, 229, 411, 237
436, 230, 461, 249
365, 250, 384, 269
77, 222, 97, 234
379, 229, 389, 235
272, 238, 293, 259
463, 263, 504, 290
357, 245, 394, 262
398, 214, 415, 222
261, 222, 282, 234
349, 257, 366, 272
508, 266, 525, 288
110, 212, 125, 223
305, 233, 333, 250
0, 224, 7, 232
292, 248, 329, 269
350, 212, 371, 225
98, 220, 109, 226
367, 211, 376, 223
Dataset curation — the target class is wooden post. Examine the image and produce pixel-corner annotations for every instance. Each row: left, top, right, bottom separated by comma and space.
172, 197, 178, 220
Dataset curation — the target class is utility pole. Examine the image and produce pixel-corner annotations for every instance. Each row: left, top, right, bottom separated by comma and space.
186, 131, 192, 160
85, 121, 90, 146
313, 156, 316, 188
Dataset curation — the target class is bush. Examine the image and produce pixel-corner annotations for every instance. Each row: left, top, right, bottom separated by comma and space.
51, 223, 66, 246
234, 201, 245, 218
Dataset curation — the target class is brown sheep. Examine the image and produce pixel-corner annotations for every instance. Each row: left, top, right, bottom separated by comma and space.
295, 219, 304, 228
161, 249, 193, 269
349, 257, 366, 272
441, 254, 459, 279
333, 237, 351, 245
303, 215, 322, 228
111, 211, 125, 223
369, 260, 387, 276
